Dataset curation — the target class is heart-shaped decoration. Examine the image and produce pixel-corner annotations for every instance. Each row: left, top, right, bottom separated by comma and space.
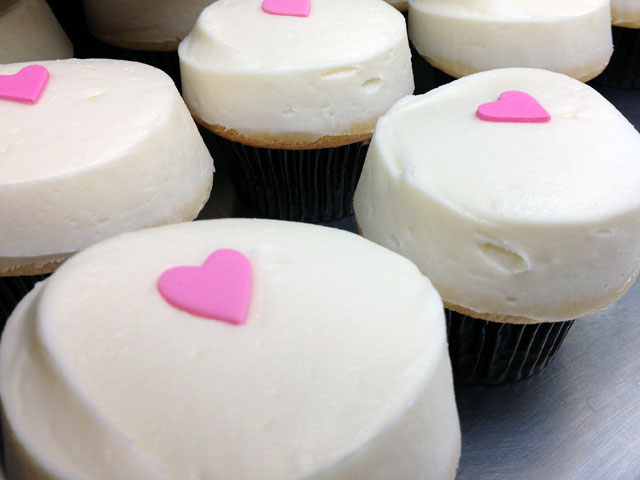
476, 91, 550, 123
0, 65, 49, 104
262, 0, 310, 17
157, 249, 252, 325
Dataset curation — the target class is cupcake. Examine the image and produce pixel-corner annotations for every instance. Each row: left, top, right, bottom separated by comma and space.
385, 0, 408, 12
408, 0, 613, 83
80, 0, 216, 86
0, 59, 213, 321
0, 219, 461, 480
354, 68, 640, 384
179, 0, 414, 222
597, 0, 640, 87
0, 0, 73, 63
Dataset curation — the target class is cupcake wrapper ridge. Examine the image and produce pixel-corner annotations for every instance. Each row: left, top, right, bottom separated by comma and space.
445, 309, 575, 385
595, 27, 640, 88
206, 133, 369, 223
0, 275, 49, 326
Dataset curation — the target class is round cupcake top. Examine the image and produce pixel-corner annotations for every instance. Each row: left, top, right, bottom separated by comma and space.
408, 0, 612, 81
611, 0, 640, 27
1, 60, 186, 183
0, 219, 460, 480
0, 0, 72, 63
0, 59, 213, 273
377, 71, 640, 223
182, 0, 403, 70
179, 0, 414, 145
354, 68, 640, 322
411, 0, 608, 19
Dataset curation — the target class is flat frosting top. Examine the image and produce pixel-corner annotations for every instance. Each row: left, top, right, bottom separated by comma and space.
12, 219, 445, 479
376, 68, 640, 223
0, 59, 177, 184
179, 0, 406, 70
411, 0, 609, 18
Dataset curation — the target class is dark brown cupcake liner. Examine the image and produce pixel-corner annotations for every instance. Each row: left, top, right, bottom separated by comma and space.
445, 309, 574, 385
204, 132, 369, 223
594, 27, 640, 88
409, 44, 446, 95
0, 275, 49, 326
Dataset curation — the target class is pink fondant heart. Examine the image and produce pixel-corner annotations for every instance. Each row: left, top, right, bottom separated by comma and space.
157, 249, 252, 325
476, 91, 550, 123
262, 0, 310, 17
0, 65, 49, 104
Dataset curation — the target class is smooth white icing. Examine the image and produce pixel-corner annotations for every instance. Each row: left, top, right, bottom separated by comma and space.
179, 0, 413, 139
0, 0, 72, 63
81, 0, 216, 50
354, 68, 640, 322
0, 219, 461, 480
611, 0, 640, 26
0, 59, 213, 271
408, 0, 613, 81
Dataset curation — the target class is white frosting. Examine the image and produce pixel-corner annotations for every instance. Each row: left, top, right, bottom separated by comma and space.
179, 0, 413, 140
611, 0, 640, 27
81, 0, 216, 50
354, 68, 640, 322
0, 219, 461, 480
0, 59, 213, 272
408, 0, 613, 81
0, 0, 72, 63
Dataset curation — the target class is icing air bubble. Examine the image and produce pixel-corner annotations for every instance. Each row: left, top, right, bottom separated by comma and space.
479, 242, 529, 273
321, 66, 358, 79
361, 77, 382, 93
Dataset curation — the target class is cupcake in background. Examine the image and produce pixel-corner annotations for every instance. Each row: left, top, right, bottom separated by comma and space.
0, 0, 73, 63
409, 0, 613, 85
1, 219, 460, 480
80, 0, 217, 86
179, 0, 414, 222
354, 68, 640, 384
596, 0, 640, 87
385, 0, 407, 11
0, 59, 213, 321
82, 0, 216, 50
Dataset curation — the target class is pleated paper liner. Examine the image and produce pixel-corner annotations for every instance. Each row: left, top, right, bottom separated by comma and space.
594, 27, 640, 88
446, 309, 575, 385
409, 44, 450, 95
0, 275, 49, 326
205, 132, 369, 223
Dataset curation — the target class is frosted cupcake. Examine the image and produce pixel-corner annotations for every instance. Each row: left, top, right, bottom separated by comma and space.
1, 219, 461, 480
0, 0, 73, 63
179, 0, 414, 221
0, 59, 213, 320
80, 0, 217, 86
598, 0, 640, 87
354, 68, 640, 384
409, 0, 613, 83
82, 0, 216, 50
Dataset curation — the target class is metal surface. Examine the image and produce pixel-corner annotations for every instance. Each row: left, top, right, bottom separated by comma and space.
456, 284, 640, 480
